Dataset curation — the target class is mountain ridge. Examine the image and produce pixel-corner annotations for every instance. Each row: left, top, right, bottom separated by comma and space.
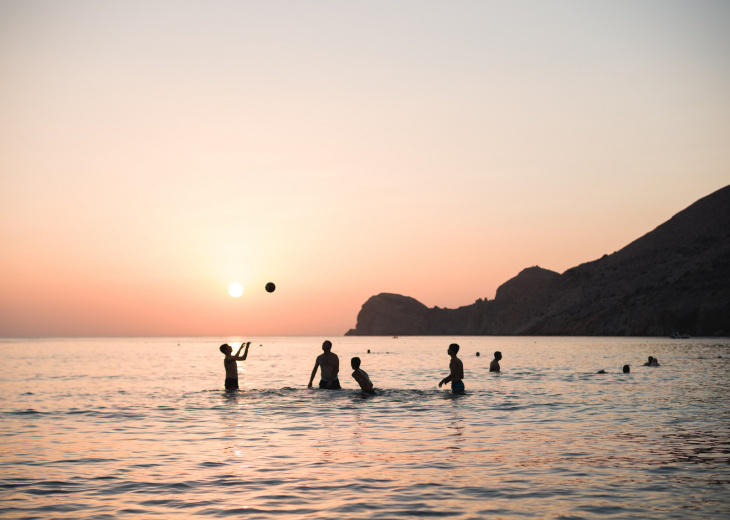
346, 185, 730, 336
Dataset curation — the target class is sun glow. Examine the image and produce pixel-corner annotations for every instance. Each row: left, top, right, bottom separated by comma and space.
228, 283, 244, 298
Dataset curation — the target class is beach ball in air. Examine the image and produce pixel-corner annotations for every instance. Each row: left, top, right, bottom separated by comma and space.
265, 282, 276, 293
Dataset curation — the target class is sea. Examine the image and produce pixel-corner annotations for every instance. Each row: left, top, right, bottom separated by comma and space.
1, 336, 729, 519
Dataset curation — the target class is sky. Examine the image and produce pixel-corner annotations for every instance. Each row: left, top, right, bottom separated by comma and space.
1, 0, 728, 337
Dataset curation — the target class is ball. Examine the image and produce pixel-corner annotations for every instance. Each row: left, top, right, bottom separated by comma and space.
265, 282, 276, 293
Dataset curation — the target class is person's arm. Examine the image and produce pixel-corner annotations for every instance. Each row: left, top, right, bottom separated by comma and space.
352, 370, 361, 385
235, 342, 250, 360
439, 360, 455, 387
327, 356, 340, 388
308, 360, 320, 388
352, 370, 365, 390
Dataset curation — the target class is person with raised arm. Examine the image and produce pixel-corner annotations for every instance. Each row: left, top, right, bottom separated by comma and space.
220, 342, 250, 390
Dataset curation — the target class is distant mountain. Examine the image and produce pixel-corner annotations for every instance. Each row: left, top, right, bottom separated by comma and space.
346, 185, 730, 337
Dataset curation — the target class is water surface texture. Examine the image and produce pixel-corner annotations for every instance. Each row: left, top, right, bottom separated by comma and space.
1, 337, 729, 519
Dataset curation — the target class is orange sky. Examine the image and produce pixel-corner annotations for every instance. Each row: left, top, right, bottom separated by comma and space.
1, 1, 728, 336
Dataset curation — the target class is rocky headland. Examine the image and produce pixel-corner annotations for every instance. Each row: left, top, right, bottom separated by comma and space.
346, 185, 730, 336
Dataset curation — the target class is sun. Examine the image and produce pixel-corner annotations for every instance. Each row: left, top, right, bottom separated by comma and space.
228, 283, 244, 298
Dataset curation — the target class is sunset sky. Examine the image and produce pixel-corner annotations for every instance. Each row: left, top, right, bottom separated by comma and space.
1, 0, 728, 336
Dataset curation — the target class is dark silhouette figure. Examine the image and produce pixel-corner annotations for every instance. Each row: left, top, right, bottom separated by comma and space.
643, 356, 661, 367
351, 357, 375, 395
439, 343, 464, 394
308, 340, 341, 389
220, 342, 250, 390
490, 351, 502, 372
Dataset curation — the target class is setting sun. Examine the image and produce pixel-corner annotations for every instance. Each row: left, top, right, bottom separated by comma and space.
228, 283, 243, 298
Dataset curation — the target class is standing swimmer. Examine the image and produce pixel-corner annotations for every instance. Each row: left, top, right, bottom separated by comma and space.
220, 342, 250, 390
308, 340, 341, 389
439, 343, 465, 394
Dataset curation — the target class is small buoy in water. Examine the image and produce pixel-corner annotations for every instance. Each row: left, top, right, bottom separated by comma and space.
623, 365, 631, 373
476, 352, 480, 356
367, 349, 370, 353
265, 282, 276, 293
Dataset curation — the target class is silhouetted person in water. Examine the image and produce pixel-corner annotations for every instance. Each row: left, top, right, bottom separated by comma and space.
439, 343, 464, 394
490, 351, 502, 372
308, 340, 341, 389
351, 357, 375, 395
220, 342, 250, 390
643, 356, 661, 367
623, 365, 631, 373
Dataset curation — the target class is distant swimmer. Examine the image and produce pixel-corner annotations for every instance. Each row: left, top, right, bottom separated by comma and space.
351, 357, 375, 395
308, 340, 341, 389
623, 365, 631, 373
439, 343, 465, 394
490, 351, 502, 372
643, 356, 661, 367
220, 342, 250, 390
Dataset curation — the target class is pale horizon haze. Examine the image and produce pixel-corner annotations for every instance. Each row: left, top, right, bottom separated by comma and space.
1, 0, 728, 336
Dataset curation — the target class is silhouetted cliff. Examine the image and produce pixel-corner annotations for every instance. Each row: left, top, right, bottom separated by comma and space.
345, 184, 730, 336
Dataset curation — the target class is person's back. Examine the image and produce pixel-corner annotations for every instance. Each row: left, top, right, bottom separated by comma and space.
319, 351, 338, 381
490, 351, 502, 372
351, 357, 375, 395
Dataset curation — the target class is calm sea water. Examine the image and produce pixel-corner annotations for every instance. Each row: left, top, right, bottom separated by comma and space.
1, 336, 729, 519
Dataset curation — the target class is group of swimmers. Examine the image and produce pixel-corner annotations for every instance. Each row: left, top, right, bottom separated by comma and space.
222, 342, 664, 392
644, 356, 661, 366
595, 355, 662, 374
220, 340, 504, 394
